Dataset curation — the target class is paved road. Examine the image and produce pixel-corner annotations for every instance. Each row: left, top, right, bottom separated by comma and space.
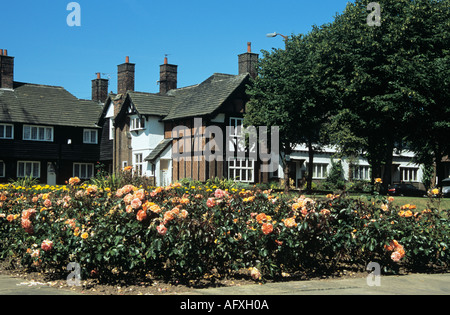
1, 273, 449, 295
190, 273, 450, 295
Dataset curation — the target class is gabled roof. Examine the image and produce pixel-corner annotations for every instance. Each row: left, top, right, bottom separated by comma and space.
103, 72, 249, 124
126, 91, 173, 117
163, 73, 249, 121
0, 82, 103, 128
145, 138, 173, 162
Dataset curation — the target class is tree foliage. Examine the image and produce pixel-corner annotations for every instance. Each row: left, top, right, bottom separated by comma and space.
246, 0, 450, 189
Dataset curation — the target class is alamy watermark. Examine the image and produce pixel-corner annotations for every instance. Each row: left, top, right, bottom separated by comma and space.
67, 262, 82, 286
367, 2, 381, 27
66, 2, 81, 27
171, 118, 280, 173
366, 262, 381, 287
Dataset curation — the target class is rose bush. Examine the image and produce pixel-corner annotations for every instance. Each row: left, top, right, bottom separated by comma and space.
0, 180, 449, 283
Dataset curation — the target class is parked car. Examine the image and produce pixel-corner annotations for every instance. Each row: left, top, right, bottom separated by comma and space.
441, 178, 450, 198
388, 183, 427, 197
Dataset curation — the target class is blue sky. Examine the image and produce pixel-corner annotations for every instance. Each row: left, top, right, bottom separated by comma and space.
2, 0, 351, 99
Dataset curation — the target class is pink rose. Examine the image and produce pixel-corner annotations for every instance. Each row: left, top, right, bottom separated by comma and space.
214, 189, 228, 199
156, 224, 168, 236
43, 199, 52, 208
123, 193, 134, 205
134, 189, 146, 201
206, 198, 216, 208
131, 198, 142, 210
41, 239, 53, 252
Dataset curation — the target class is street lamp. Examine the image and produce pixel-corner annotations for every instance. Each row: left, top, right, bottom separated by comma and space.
266, 32, 289, 41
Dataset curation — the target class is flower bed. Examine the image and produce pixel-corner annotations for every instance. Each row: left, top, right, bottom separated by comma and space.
0, 179, 449, 284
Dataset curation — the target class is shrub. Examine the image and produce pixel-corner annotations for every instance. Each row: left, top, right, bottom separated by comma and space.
0, 179, 448, 284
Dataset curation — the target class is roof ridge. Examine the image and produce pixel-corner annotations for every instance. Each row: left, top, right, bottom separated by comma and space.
13, 81, 65, 89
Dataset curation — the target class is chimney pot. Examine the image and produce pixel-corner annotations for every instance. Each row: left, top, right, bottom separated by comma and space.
0, 50, 3, 56
126, 56, 130, 63
164, 56, 168, 65
97, 72, 101, 79
4, 49, 7, 56
247, 42, 252, 53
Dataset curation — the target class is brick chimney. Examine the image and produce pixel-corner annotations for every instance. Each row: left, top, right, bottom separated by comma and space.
238, 42, 259, 79
159, 56, 177, 94
91, 72, 109, 103
117, 56, 135, 95
0, 49, 14, 89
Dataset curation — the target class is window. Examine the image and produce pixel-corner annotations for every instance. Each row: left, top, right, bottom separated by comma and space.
0, 161, 5, 178
131, 117, 145, 131
353, 165, 370, 180
401, 167, 418, 182
23, 125, 53, 142
305, 163, 328, 179
73, 163, 94, 179
17, 161, 40, 178
228, 158, 255, 183
83, 129, 98, 144
229, 117, 244, 137
109, 118, 114, 140
134, 153, 143, 176
0, 124, 13, 139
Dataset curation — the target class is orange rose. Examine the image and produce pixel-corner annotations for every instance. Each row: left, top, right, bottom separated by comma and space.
261, 223, 273, 235
149, 204, 161, 214
256, 213, 267, 224
163, 211, 175, 223
136, 210, 147, 222
68, 177, 81, 185
283, 217, 297, 228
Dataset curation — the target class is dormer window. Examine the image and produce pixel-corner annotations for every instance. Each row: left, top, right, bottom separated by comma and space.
131, 117, 145, 131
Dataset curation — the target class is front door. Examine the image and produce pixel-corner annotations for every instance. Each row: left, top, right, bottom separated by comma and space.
47, 162, 57, 186
160, 159, 171, 187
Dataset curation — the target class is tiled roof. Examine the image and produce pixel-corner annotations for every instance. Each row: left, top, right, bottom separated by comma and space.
0, 82, 102, 128
163, 73, 249, 121
145, 138, 173, 162
126, 91, 173, 117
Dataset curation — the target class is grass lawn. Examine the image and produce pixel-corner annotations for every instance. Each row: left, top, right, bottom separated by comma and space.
389, 196, 450, 211
299, 191, 450, 211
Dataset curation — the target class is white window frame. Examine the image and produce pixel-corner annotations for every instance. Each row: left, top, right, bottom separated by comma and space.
130, 117, 145, 131
228, 158, 255, 183
17, 161, 40, 178
0, 124, 14, 139
401, 167, 418, 182
0, 161, 5, 178
306, 163, 328, 179
83, 129, 98, 144
353, 165, 370, 180
23, 125, 53, 142
109, 118, 114, 140
134, 153, 143, 176
73, 163, 95, 179
229, 117, 244, 137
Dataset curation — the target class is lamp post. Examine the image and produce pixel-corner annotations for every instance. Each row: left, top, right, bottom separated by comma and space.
266, 32, 289, 41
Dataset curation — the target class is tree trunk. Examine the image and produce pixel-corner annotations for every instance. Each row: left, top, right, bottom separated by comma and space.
307, 141, 314, 192
435, 145, 444, 187
283, 159, 290, 194
382, 142, 394, 193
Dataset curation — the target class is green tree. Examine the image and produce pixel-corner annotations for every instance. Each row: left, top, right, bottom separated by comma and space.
245, 28, 331, 192
318, 0, 450, 189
